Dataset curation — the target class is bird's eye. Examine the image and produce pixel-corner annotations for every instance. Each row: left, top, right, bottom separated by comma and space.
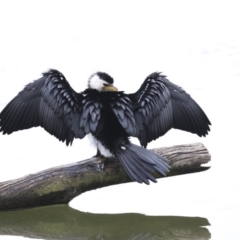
103, 83, 110, 87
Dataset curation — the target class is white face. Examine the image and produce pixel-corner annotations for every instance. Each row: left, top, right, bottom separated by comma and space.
88, 74, 110, 91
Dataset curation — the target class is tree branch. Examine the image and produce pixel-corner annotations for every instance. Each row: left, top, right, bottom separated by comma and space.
0, 142, 211, 211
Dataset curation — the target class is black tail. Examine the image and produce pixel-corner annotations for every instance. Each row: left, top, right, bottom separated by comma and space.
114, 143, 170, 184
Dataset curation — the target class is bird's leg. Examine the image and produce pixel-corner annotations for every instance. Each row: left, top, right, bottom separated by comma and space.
92, 149, 109, 175
95, 149, 115, 166
95, 149, 101, 157
93, 149, 107, 163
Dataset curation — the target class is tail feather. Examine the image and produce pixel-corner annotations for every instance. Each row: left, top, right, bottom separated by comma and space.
130, 144, 169, 175
115, 143, 170, 184
125, 150, 158, 183
119, 152, 148, 184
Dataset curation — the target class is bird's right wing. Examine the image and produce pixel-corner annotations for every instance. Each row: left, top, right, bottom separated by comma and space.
128, 72, 211, 148
128, 72, 173, 147
0, 69, 102, 145
158, 74, 211, 136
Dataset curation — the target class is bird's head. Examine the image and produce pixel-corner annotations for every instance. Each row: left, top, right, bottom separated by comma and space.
88, 72, 118, 92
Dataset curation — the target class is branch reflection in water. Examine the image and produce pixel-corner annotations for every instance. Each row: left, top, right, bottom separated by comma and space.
0, 205, 211, 240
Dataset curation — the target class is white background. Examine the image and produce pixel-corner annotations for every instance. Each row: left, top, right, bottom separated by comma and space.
0, 1, 240, 239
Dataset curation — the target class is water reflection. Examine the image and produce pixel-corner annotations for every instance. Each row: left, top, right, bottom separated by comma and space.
0, 205, 211, 240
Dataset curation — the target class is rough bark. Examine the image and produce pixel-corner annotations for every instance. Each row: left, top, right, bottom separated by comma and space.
0, 142, 211, 211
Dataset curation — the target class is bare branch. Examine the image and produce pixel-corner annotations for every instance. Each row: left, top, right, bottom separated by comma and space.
0, 142, 211, 211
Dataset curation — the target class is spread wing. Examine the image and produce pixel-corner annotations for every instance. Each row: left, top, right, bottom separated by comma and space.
128, 72, 211, 147
0, 69, 102, 145
109, 92, 139, 137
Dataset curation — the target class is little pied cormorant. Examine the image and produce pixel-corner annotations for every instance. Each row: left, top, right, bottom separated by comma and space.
0, 69, 211, 184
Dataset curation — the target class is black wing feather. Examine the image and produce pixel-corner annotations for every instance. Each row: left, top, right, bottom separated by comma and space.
128, 73, 173, 147
128, 72, 211, 147
0, 69, 102, 145
157, 74, 211, 136
77, 90, 102, 137
110, 92, 139, 137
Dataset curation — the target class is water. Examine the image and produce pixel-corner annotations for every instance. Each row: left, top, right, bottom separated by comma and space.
0, 1, 240, 239
0, 206, 211, 239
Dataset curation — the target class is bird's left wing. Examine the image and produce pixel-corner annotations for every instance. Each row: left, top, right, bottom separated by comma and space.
128, 73, 173, 147
128, 72, 211, 148
0, 69, 102, 145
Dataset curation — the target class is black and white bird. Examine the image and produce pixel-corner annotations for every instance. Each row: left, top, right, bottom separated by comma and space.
0, 69, 211, 184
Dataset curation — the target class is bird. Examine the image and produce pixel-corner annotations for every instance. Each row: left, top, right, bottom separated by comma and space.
0, 69, 211, 184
